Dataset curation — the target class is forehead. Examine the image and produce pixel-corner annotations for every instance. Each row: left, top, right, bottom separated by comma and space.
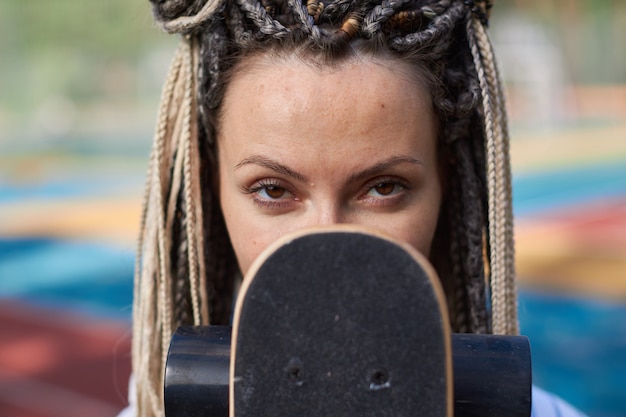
217, 53, 438, 167
218, 50, 434, 127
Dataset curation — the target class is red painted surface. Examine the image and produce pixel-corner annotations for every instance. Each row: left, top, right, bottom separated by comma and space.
0, 301, 131, 417
534, 198, 626, 247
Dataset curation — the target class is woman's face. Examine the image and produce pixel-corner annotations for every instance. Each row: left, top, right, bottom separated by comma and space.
218, 54, 442, 275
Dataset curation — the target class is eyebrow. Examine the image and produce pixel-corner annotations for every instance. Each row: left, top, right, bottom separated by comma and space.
234, 154, 424, 183
235, 155, 309, 182
347, 156, 425, 184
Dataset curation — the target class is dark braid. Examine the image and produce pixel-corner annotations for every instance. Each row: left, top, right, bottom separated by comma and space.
151, 0, 209, 21
171, 190, 194, 328
198, 123, 238, 325
446, 188, 470, 333
235, 0, 291, 37
319, 0, 356, 21
428, 16, 488, 332
390, 2, 463, 52
226, 3, 255, 44
198, 18, 229, 113
286, 0, 318, 36
361, 0, 412, 36
446, 136, 489, 333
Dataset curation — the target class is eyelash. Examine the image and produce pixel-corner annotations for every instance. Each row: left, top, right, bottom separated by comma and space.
241, 179, 296, 209
360, 177, 410, 206
241, 176, 411, 210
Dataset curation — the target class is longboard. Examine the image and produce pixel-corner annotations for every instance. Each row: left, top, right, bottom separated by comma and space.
229, 225, 453, 417
164, 227, 532, 417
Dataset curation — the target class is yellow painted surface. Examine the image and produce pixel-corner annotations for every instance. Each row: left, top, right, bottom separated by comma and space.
511, 124, 626, 173
0, 196, 142, 246
511, 122, 626, 299
516, 218, 626, 300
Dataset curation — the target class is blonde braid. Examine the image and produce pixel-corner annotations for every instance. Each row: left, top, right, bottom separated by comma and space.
181, 40, 200, 325
133, 37, 206, 416
133, 43, 182, 416
475, 18, 517, 335
466, 13, 518, 335
490, 34, 518, 334
159, 0, 224, 34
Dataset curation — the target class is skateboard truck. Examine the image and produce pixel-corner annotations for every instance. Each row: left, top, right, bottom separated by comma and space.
165, 326, 531, 417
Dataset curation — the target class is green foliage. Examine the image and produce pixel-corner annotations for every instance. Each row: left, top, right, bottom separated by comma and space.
0, 0, 174, 117
0, 0, 164, 59
0, 0, 623, 134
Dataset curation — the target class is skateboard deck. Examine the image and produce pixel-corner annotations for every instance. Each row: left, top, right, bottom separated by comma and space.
229, 225, 453, 417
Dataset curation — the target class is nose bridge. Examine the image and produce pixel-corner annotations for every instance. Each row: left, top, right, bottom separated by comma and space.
311, 198, 345, 226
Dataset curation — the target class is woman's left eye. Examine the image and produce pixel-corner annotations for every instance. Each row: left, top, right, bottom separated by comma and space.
366, 181, 406, 198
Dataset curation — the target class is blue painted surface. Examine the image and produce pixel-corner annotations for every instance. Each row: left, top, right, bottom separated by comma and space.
0, 181, 106, 202
519, 291, 626, 417
0, 176, 143, 203
513, 160, 626, 216
0, 238, 134, 320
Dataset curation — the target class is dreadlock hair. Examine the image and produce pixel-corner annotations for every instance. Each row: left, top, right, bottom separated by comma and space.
132, 0, 518, 415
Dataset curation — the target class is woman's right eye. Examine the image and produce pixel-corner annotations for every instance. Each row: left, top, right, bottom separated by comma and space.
257, 184, 287, 199
242, 179, 297, 209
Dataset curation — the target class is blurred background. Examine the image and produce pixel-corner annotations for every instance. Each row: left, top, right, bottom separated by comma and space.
0, 0, 624, 416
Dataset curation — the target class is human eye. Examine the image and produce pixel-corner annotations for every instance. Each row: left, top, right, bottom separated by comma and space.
241, 179, 297, 209
360, 177, 409, 206
367, 182, 403, 197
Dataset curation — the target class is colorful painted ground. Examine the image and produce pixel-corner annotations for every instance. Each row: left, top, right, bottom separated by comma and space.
0, 123, 625, 417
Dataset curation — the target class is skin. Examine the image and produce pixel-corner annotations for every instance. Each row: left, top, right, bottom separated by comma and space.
218, 53, 442, 275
